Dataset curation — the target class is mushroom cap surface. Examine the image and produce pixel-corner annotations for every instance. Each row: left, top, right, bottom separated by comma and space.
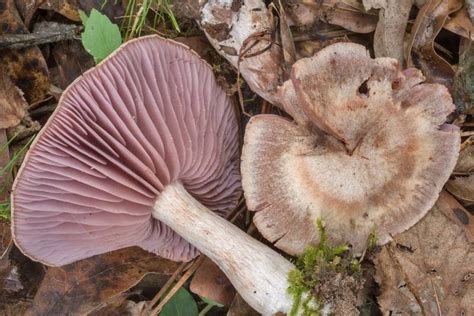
241, 43, 460, 255
12, 36, 241, 266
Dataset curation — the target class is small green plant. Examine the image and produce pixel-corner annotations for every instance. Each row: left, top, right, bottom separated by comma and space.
287, 219, 359, 316
161, 287, 198, 316
0, 134, 36, 220
122, 0, 180, 40
80, 9, 122, 64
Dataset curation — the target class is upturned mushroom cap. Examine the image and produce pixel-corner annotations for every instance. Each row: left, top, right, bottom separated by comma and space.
11, 36, 241, 266
242, 43, 460, 255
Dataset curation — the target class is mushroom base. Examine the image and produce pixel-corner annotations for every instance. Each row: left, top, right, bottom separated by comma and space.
152, 181, 294, 315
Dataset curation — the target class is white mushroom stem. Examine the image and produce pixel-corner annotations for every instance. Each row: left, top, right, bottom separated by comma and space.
153, 181, 294, 315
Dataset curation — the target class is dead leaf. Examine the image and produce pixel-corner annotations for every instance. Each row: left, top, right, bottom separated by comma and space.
26, 247, 180, 316
285, 0, 378, 33
39, 0, 81, 21
453, 39, 474, 114
0, 72, 27, 129
50, 40, 95, 89
0, 0, 50, 104
190, 257, 235, 306
444, 6, 474, 40
406, 0, 463, 90
363, 0, 413, 65
227, 293, 259, 316
435, 191, 474, 242
447, 138, 474, 203
375, 195, 474, 315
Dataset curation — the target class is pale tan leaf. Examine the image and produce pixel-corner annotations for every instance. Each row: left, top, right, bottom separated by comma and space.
375, 194, 474, 315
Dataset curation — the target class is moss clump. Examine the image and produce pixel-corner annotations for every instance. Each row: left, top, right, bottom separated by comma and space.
287, 219, 364, 316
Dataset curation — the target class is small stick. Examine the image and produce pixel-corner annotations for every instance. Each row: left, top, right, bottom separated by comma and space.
0, 24, 80, 50
151, 256, 205, 315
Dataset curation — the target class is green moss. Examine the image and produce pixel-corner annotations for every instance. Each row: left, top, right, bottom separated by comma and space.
287, 219, 360, 315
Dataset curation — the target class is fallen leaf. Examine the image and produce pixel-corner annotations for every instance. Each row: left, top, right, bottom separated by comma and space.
0, 72, 27, 129
285, 0, 378, 33
39, 0, 81, 21
406, 0, 463, 90
435, 191, 474, 243
453, 40, 474, 114
363, 0, 413, 65
444, 6, 474, 40
375, 195, 474, 315
190, 257, 235, 306
227, 293, 259, 316
0, 0, 50, 104
447, 139, 474, 203
26, 247, 180, 316
51, 40, 95, 89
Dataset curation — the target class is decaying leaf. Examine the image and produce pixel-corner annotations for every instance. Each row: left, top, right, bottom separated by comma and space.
436, 191, 474, 243
284, 0, 378, 33
0, 0, 50, 104
444, 6, 474, 40
227, 293, 259, 316
26, 247, 180, 316
447, 138, 474, 203
453, 41, 474, 114
406, 0, 463, 89
363, 0, 413, 64
375, 194, 474, 315
0, 72, 27, 129
190, 257, 235, 306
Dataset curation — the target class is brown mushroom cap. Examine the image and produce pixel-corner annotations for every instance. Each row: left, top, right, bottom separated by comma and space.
242, 43, 460, 255
11, 35, 241, 266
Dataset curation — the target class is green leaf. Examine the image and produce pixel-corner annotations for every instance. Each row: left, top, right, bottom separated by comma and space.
81, 9, 122, 64
200, 296, 224, 308
78, 9, 88, 25
161, 288, 198, 316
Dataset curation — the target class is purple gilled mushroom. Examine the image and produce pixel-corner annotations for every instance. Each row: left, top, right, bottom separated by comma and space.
11, 36, 294, 314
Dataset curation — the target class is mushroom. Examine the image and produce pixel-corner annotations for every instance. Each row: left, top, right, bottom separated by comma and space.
242, 43, 460, 256
11, 36, 294, 314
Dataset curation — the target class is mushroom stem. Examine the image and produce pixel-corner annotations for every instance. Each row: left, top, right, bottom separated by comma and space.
152, 181, 294, 315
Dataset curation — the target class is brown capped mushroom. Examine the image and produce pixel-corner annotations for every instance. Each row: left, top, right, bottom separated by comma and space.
11, 36, 294, 314
242, 43, 460, 255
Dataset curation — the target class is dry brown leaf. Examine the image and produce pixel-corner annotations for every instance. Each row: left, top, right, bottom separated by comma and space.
50, 40, 95, 89
435, 191, 474, 243
190, 257, 235, 306
363, 0, 413, 64
406, 0, 463, 90
444, 6, 474, 40
447, 140, 474, 203
26, 247, 180, 316
0, 72, 27, 129
39, 0, 81, 21
0, 0, 50, 104
285, 0, 378, 33
227, 293, 259, 316
375, 194, 474, 315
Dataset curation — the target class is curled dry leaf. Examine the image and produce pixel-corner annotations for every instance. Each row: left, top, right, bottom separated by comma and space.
363, 0, 413, 65
0, 0, 50, 104
453, 41, 474, 114
26, 247, 180, 316
0, 72, 26, 129
447, 138, 474, 204
406, 0, 463, 90
375, 194, 474, 315
200, 0, 285, 105
444, 6, 474, 40
190, 257, 235, 306
284, 0, 378, 33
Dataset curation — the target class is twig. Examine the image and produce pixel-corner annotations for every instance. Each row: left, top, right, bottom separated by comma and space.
151, 256, 205, 315
0, 23, 80, 50
141, 261, 188, 316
